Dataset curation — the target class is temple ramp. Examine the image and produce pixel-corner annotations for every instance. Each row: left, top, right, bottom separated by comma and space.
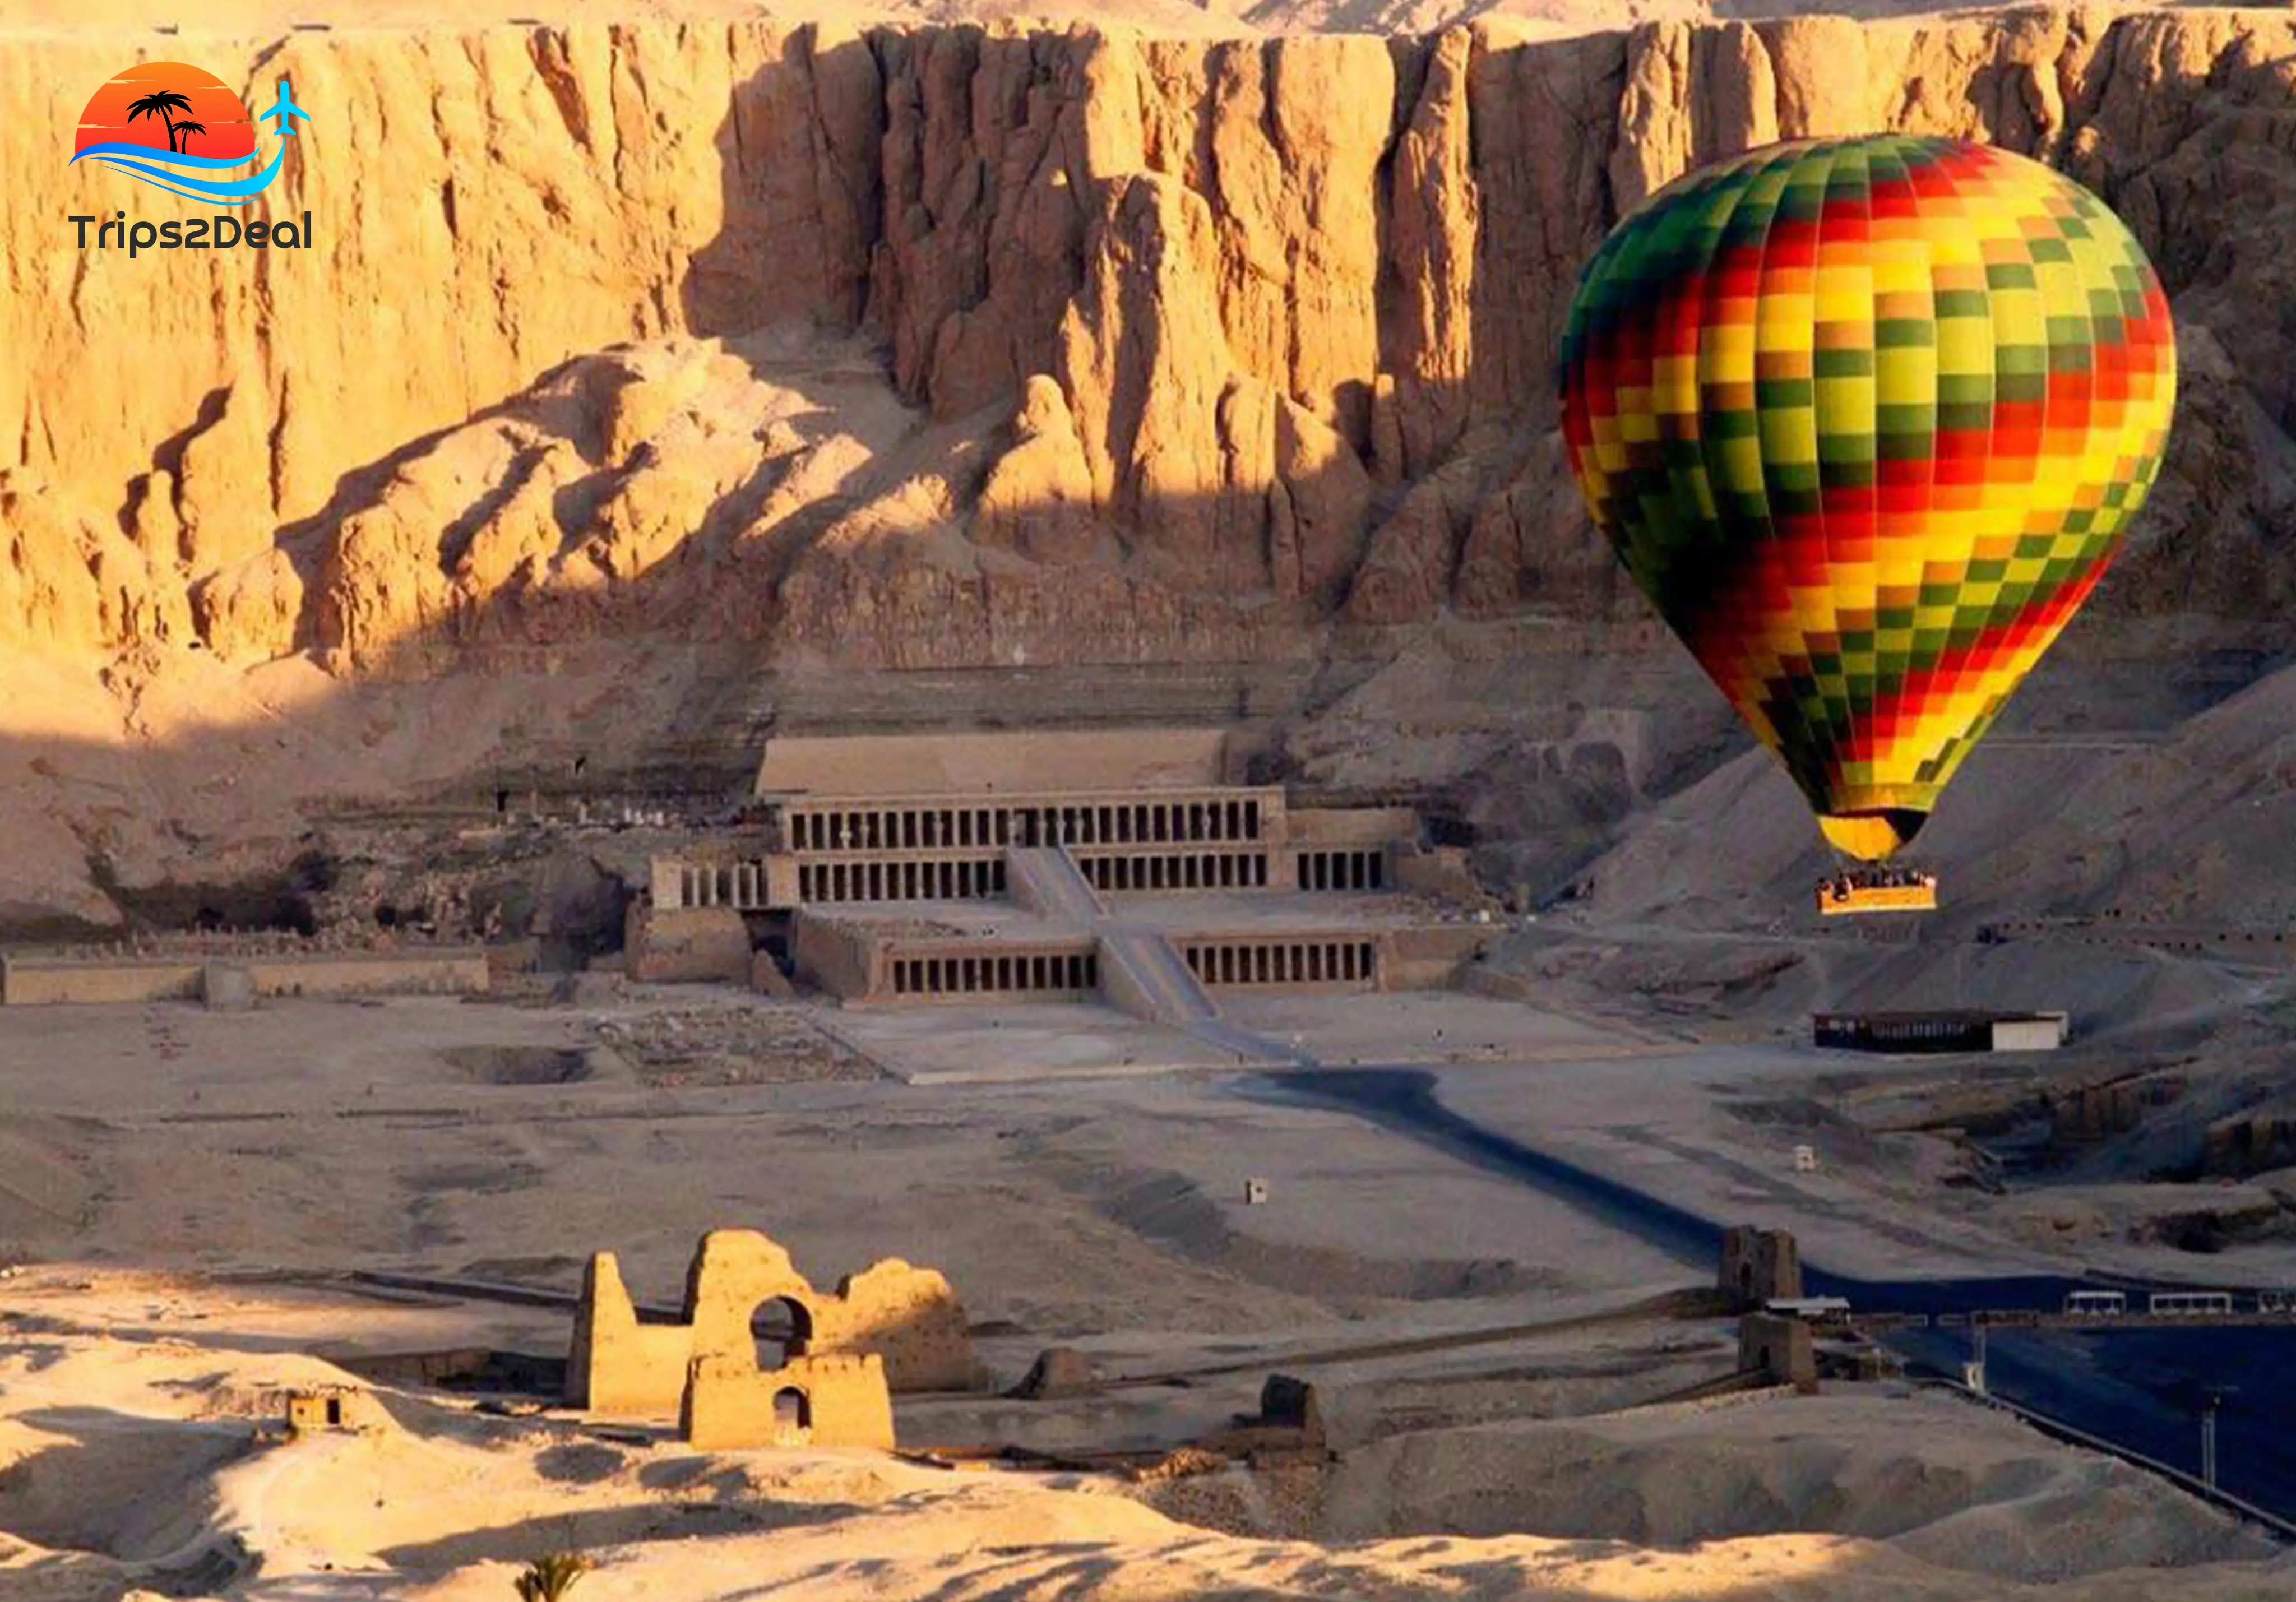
1098, 929, 1218, 1026
1006, 846, 1108, 923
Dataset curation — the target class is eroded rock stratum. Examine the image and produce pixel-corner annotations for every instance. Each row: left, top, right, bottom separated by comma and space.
6, 10, 2294, 676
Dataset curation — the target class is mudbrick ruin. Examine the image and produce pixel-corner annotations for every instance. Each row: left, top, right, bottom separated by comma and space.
568, 1228, 978, 1417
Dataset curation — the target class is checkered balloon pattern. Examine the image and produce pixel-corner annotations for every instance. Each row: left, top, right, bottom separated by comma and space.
1559, 137, 2176, 861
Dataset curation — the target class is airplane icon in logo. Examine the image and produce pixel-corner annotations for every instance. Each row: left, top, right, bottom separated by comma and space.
260, 77, 311, 138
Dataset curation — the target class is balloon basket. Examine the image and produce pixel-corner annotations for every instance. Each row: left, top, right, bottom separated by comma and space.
1815, 870, 1939, 918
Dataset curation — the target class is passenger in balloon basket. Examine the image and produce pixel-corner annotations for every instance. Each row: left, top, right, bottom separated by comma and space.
1814, 863, 1939, 909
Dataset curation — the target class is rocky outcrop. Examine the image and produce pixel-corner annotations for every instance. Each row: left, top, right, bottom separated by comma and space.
2202, 1109, 2296, 1181
0, 471, 191, 654
976, 374, 1100, 564
4, 10, 2295, 672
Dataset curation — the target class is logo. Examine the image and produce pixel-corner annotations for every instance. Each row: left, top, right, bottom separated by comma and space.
68, 61, 315, 257
71, 61, 309, 207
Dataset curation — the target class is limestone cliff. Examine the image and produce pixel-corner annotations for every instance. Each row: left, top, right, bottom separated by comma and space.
4, 7, 2295, 680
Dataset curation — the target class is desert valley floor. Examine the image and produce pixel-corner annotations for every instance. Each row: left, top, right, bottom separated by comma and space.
6, 945, 2296, 1600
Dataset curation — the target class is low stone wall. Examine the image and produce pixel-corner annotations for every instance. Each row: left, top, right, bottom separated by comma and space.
1284, 806, 1418, 845
1391, 844, 1485, 903
791, 911, 879, 1000
1992, 1015, 2070, 1052
0, 957, 200, 1005
1383, 925, 1487, 988
625, 905, 752, 984
0, 948, 489, 1006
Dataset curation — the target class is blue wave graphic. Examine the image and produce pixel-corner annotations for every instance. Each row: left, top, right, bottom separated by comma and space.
69, 140, 284, 207
72, 140, 254, 169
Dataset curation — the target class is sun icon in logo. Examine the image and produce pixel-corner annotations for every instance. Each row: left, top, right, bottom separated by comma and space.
72, 61, 308, 206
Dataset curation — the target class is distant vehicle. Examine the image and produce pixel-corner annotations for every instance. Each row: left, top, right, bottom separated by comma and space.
2065, 1290, 2128, 1317
2258, 1290, 2295, 1314
2149, 1291, 2234, 1318
1816, 869, 1941, 918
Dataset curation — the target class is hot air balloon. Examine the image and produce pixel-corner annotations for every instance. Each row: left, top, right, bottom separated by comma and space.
1558, 136, 2177, 893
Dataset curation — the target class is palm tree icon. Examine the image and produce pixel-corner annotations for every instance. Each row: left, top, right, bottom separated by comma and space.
172, 119, 208, 154
125, 87, 194, 151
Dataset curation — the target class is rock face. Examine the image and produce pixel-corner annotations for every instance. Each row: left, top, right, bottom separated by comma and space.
6, 10, 2295, 675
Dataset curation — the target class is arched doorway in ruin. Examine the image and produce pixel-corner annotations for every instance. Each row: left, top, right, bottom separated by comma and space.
772, 1386, 811, 1436
750, 1294, 814, 1371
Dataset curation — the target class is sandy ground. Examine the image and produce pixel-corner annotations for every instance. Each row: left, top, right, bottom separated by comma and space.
1223, 989, 1657, 1064
819, 986, 1646, 1081
3, 1267, 2290, 1602
6, 978, 2289, 1316
821, 999, 1248, 1080
0, 991, 1705, 1346
1430, 1039, 2296, 1288
5, 976, 2296, 1596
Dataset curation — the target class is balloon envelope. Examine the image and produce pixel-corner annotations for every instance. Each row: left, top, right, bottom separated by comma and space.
1559, 136, 2176, 860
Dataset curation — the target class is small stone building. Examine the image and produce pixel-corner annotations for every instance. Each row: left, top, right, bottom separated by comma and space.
283, 1385, 387, 1435
567, 1228, 976, 1417
1718, 1225, 1803, 1310
1738, 1313, 1818, 1393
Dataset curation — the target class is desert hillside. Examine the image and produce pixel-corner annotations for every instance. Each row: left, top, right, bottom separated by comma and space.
9, 1257, 2286, 1597
2, 6, 2294, 928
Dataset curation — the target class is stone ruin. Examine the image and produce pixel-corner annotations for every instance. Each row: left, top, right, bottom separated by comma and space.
1715, 1226, 1825, 1394
1196, 1373, 1332, 1465
1009, 1346, 1100, 1400
1717, 1225, 1803, 1311
283, 1385, 387, 1436
1737, 1313, 1820, 1393
683, 1350, 895, 1452
567, 1228, 976, 1451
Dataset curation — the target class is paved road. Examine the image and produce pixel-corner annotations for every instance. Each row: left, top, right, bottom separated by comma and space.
1249, 1065, 2296, 1526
